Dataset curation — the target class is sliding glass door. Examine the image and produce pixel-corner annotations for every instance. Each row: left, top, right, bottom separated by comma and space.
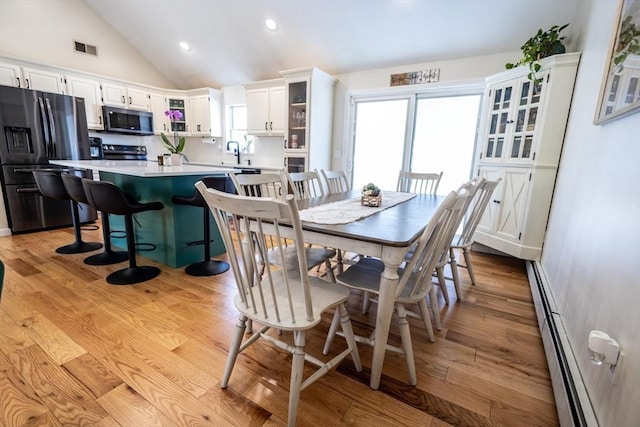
352, 98, 409, 191
350, 92, 482, 194
411, 95, 481, 194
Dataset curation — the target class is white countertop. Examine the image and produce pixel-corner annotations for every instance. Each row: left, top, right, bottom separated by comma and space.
50, 160, 236, 177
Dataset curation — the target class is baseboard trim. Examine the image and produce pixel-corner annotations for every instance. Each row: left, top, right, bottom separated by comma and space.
526, 261, 598, 427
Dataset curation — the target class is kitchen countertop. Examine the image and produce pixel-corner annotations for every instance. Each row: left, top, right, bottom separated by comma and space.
50, 160, 236, 177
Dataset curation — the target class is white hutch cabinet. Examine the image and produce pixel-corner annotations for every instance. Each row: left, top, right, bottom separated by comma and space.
245, 80, 285, 136
474, 52, 580, 260
280, 67, 335, 173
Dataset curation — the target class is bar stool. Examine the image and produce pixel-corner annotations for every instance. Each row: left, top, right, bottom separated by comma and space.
171, 176, 230, 276
82, 179, 164, 285
60, 173, 128, 266
32, 171, 102, 254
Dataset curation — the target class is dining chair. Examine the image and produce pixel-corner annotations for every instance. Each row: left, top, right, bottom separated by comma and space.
323, 188, 468, 386
320, 169, 350, 194
432, 177, 485, 305
397, 171, 444, 195
229, 171, 287, 199
195, 182, 362, 427
319, 169, 358, 272
287, 169, 325, 199
230, 171, 336, 281
447, 178, 501, 292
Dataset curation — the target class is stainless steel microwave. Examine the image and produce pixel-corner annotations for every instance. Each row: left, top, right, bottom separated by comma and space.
102, 105, 154, 135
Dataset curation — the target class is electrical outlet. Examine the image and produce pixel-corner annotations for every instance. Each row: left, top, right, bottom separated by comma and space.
333, 150, 342, 159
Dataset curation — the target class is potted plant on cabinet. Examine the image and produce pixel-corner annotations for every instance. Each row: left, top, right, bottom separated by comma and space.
161, 110, 188, 165
506, 24, 569, 84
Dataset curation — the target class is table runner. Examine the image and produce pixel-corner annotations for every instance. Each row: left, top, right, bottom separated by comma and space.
298, 191, 416, 225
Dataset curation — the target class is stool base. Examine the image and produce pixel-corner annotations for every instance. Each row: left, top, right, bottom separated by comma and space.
107, 266, 160, 285
84, 250, 129, 266
56, 241, 103, 255
185, 259, 230, 277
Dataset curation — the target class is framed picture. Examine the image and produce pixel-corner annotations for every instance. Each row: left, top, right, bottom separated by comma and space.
594, 0, 640, 125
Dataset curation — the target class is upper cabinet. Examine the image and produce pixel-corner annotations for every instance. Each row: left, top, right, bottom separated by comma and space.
0, 61, 67, 94
188, 88, 223, 137
474, 52, 580, 261
245, 80, 285, 136
101, 82, 150, 110
280, 67, 336, 173
67, 75, 104, 130
149, 91, 169, 134
0, 62, 23, 88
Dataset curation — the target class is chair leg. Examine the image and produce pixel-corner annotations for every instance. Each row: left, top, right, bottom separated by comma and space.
322, 309, 340, 355
288, 331, 306, 427
337, 303, 362, 371
435, 266, 450, 305
324, 259, 335, 283
429, 286, 442, 330
56, 200, 102, 254
417, 299, 435, 342
463, 247, 477, 286
449, 248, 462, 302
362, 291, 372, 314
395, 304, 417, 386
221, 315, 248, 388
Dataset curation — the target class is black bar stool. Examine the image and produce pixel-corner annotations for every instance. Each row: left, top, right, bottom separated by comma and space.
82, 179, 164, 285
171, 176, 230, 276
32, 171, 102, 254
61, 173, 128, 266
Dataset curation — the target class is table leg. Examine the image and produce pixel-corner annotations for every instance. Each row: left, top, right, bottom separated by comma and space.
370, 246, 405, 389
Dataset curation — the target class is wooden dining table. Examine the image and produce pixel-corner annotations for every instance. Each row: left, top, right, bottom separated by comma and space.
281, 189, 444, 389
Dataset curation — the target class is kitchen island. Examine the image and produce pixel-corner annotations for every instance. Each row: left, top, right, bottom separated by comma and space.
51, 160, 236, 268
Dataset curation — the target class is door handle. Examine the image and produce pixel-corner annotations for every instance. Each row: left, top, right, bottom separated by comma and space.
493, 200, 501, 204
270, 121, 273, 130
128, 96, 132, 105
25, 78, 30, 88
16, 77, 21, 88
17, 187, 41, 194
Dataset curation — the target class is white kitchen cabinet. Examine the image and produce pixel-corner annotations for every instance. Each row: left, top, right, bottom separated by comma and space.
101, 82, 149, 110
188, 88, 223, 137
21, 66, 67, 94
280, 67, 335, 172
149, 91, 169, 134
0, 62, 22, 88
1, 61, 67, 94
67, 75, 104, 130
245, 81, 285, 136
474, 52, 580, 260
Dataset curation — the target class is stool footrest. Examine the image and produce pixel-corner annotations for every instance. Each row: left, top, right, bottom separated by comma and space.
134, 242, 156, 252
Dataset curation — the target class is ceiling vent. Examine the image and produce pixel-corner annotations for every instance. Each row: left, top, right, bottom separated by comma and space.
74, 41, 98, 56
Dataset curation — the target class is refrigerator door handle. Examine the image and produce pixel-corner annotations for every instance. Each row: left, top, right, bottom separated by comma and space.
37, 97, 52, 157
16, 187, 41, 194
44, 98, 58, 158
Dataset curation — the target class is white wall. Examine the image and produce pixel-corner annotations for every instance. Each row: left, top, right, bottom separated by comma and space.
330, 52, 519, 171
542, 1, 640, 425
0, 0, 172, 88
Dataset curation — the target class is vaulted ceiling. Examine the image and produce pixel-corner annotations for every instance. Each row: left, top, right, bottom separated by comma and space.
85, 0, 581, 89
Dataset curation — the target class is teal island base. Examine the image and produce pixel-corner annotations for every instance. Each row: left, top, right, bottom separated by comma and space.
100, 172, 228, 268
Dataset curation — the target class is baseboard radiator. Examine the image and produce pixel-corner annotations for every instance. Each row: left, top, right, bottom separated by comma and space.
526, 261, 598, 427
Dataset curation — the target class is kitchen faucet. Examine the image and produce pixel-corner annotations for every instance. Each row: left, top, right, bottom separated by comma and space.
226, 141, 240, 165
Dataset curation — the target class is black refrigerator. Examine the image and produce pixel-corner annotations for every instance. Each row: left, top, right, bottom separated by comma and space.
0, 85, 97, 233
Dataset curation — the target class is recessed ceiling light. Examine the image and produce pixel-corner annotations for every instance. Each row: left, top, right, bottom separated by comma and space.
265, 18, 278, 31
179, 42, 191, 52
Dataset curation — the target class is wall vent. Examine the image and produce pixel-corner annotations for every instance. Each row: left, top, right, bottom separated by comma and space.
74, 41, 98, 56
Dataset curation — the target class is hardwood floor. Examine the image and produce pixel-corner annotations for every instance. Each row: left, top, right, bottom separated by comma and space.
0, 224, 559, 426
